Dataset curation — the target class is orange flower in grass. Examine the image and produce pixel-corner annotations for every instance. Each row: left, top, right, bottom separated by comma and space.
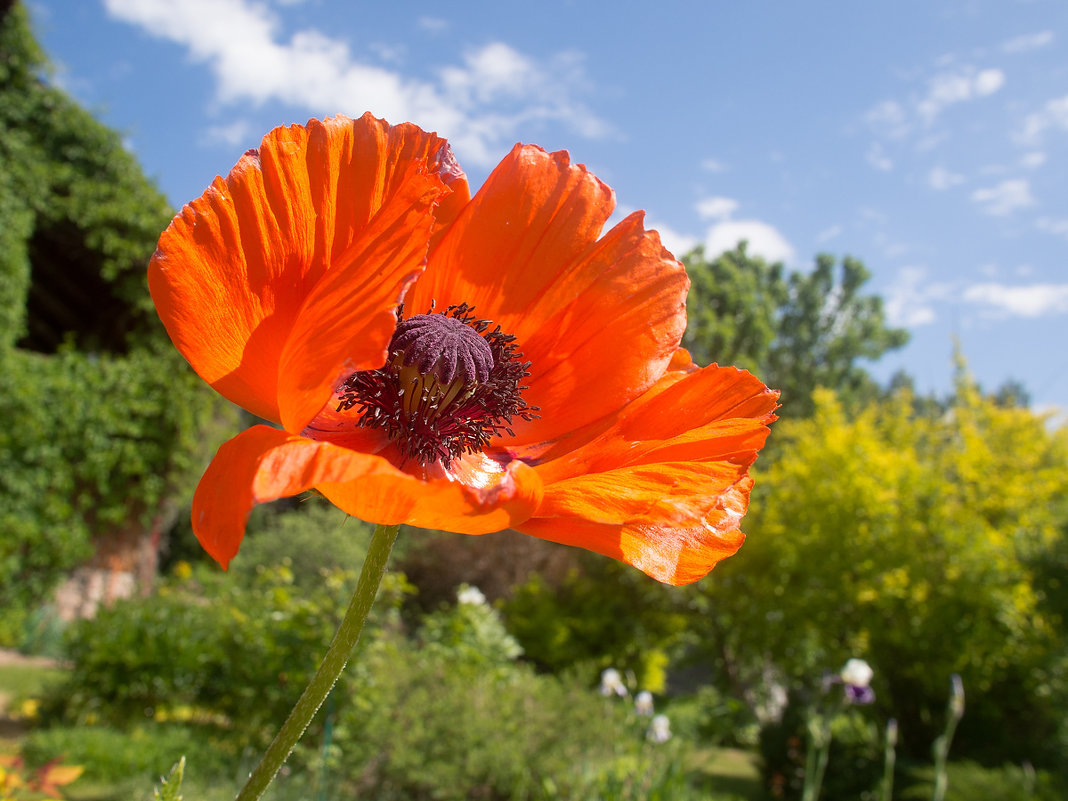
151, 112, 777, 586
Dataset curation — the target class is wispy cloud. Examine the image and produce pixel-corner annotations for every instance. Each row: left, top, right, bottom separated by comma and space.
1037, 216, 1068, 240
928, 165, 964, 190
417, 17, 449, 33
866, 142, 893, 171
696, 196, 738, 220
1020, 151, 1046, 169
970, 178, 1034, 216
1015, 94, 1068, 147
963, 283, 1068, 317
700, 158, 727, 173
1000, 30, 1055, 54
201, 119, 254, 147
916, 67, 1005, 123
865, 100, 910, 139
816, 224, 842, 244
886, 270, 1068, 326
103, 0, 607, 166
885, 267, 955, 327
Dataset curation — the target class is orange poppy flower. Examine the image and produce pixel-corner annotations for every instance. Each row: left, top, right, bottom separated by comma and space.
150, 113, 777, 586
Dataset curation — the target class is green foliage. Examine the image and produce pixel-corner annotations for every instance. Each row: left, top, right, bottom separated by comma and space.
691, 375, 1068, 768
418, 586, 524, 663
41, 559, 407, 748
22, 725, 225, 787
900, 760, 1064, 801
0, 343, 230, 642
682, 245, 908, 417
226, 497, 375, 589
0, 4, 231, 641
335, 619, 688, 801
37, 551, 693, 800
661, 686, 758, 748
501, 555, 688, 689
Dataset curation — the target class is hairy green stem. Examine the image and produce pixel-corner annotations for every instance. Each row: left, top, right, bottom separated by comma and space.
234, 522, 400, 801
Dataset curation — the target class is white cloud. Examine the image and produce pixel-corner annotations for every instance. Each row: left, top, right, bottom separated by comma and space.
696, 195, 739, 220
1037, 217, 1068, 239
963, 283, 1068, 317
201, 119, 254, 147
917, 67, 1005, 123
970, 179, 1034, 216
885, 267, 954, 327
700, 158, 727, 173
1001, 31, 1055, 54
705, 220, 795, 265
1016, 94, 1068, 146
102, 0, 606, 166
973, 69, 1006, 96
928, 166, 965, 190
866, 142, 893, 171
865, 100, 910, 139
1020, 151, 1047, 169
689, 195, 794, 264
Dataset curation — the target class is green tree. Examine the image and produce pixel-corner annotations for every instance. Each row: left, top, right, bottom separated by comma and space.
682, 244, 908, 417
688, 371, 1068, 766
0, 3, 229, 642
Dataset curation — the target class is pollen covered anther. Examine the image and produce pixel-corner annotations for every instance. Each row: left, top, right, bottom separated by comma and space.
336, 304, 538, 468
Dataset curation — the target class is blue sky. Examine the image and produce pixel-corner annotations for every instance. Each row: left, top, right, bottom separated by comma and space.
26, 0, 1068, 414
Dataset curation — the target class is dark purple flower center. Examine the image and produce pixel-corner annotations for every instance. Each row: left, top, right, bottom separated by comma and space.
336, 303, 537, 468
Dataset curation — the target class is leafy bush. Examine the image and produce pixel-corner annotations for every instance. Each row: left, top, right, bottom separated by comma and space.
693, 381, 1068, 768
500, 555, 687, 689
41, 559, 407, 749
900, 760, 1065, 801
663, 685, 758, 748
222, 496, 375, 588
333, 619, 689, 801
21, 724, 228, 786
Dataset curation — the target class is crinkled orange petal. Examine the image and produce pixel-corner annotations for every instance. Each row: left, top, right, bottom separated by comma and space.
276, 166, 446, 432
192, 425, 542, 569
150, 113, 463, 424
408, 145, 688, 443
514, 361, 778, 584
517, 485, 751, 586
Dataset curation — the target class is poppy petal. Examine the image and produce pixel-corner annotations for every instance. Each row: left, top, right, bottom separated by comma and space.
529, 359, 778, 481
408, 146, 689, 442
275, 165, 447, 432
514, 362, 777, 584
192, 425, 542, 568
150, 114, 462, 424
517, 483, 751, 586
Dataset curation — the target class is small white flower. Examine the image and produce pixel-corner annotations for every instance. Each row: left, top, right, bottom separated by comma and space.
599, 667, 627, 697
840, 658, 874, 688
457, 585, 486, 606
647, 713, 672, 743
634, 690, 654, 716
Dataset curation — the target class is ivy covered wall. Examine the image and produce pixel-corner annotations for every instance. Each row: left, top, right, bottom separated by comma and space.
0, 2, 232, 643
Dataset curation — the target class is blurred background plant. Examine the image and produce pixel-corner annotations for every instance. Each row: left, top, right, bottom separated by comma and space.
1, 2, 1066, 799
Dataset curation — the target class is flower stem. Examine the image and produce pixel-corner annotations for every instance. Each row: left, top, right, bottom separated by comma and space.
234, 522, 400, 801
